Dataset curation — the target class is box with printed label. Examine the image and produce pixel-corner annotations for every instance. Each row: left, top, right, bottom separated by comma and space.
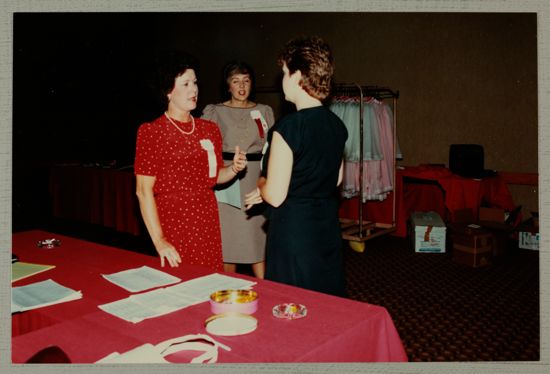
519, 231, 539, 250
410, 211, 446, 253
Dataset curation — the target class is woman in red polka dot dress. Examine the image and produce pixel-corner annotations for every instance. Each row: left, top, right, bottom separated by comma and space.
135, 52, 247, 271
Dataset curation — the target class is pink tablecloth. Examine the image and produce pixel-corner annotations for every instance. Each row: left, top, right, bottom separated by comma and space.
11, 230, 407, 363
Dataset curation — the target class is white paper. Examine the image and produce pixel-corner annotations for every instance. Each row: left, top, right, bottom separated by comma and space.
215, 179, 242, 208
12, 279, 82, 313
98, 273, 256, 323
102, 265, 182, 293
167, 273, 255, 300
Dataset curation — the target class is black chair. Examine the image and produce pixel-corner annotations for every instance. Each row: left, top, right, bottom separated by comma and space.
449, 144, 496, 178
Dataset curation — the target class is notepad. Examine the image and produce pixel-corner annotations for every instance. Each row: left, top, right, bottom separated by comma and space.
12, 262, 55, 282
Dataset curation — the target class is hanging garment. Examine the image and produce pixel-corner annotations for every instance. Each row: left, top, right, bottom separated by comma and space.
329, 98, 382, 161
330, 96, 400, 202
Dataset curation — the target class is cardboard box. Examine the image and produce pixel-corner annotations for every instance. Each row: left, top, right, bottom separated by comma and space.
477, 207, 514, 256
519, 231, 539, 250
453, 244, 492, 267
450, 223, 493, 267
411, 211, 446, 253
452, 208, 475, 224
450, 223, 494, 248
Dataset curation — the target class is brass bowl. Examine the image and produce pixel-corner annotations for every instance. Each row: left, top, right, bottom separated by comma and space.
209, 289, 258, 314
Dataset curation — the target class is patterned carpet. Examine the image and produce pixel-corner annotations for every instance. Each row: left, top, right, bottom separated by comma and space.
342, 234, 540, 362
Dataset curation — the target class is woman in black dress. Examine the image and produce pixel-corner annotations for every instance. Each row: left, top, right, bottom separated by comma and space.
245, 36, 348, 296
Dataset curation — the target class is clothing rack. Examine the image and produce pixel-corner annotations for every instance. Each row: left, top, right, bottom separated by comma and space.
333, 83, 399, 246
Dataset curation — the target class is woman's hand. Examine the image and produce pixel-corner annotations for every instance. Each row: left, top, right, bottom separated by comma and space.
217, 145, 248, 184
154, 238, 182, 268
244, 187, 263, 210
231, 145, 247, 174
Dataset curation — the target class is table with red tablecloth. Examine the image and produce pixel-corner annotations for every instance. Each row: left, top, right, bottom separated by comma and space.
339, 166, 516, 237
11, 230, 407, 363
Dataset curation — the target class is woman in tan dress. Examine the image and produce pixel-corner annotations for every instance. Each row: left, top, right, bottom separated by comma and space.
202, 61, 275, 278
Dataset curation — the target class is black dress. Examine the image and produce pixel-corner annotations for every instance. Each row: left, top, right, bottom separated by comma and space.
263, 106, 348, 296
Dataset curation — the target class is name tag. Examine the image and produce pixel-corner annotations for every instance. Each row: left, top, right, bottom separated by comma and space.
250, 110, 268, 138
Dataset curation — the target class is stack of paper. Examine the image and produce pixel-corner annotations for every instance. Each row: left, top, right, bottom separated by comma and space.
102, 266, 182, 292
98, 273, 256, 323
12, 279, 82, 313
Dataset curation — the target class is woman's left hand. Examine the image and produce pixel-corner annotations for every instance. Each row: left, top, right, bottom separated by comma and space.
231, 145, 247, 173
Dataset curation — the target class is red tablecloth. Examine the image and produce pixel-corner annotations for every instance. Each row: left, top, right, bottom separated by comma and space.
11, 230, 407, 363
339, 166, 516, 237
49, 166, 142, 235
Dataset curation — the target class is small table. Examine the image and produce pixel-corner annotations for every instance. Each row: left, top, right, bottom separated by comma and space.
339, 166, 516, 237
12, 230, 407, 363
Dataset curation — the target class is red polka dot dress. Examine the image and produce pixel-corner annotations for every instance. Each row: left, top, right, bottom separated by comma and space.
134, 115, 224, 271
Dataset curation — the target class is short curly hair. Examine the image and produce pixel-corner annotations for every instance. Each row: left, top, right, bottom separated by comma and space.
221, 60, 256, 100
154, 50, 200, 108
277, 36, 334, 100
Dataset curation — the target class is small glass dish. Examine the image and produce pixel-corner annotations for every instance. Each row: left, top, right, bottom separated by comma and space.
37, 239, 61, 249
272, 303, 307, 320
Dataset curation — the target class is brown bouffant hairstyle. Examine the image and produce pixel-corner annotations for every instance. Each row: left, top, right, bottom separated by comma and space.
277, 36, 334, 100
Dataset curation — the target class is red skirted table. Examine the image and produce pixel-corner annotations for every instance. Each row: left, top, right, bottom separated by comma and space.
11, 230, 407, 363
49, 165, 142, 235
339, 166, 516, 237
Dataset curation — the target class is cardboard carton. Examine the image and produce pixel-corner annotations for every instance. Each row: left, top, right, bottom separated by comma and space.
449, 223, 493, 267
478, 207, 506, 223
410, 211, 446, 253
477, 207, 515, 256
453, 244, 492, 267
519, 231, 539, 250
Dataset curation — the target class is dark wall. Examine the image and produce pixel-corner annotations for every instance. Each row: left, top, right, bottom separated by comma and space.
13, 12, 538, 226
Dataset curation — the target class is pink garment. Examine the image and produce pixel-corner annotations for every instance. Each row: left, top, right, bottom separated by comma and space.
342, 100, 396, 202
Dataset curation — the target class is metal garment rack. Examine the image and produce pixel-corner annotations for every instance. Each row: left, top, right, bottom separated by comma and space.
333, 83, 400, 244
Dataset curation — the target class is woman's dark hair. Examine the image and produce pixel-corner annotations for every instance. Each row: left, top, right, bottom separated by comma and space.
221, 60, 256, 101
277, 36, 334, 100
154, 50, 200, 108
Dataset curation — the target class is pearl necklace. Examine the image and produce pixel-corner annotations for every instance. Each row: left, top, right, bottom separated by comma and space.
165, 112, 195, 135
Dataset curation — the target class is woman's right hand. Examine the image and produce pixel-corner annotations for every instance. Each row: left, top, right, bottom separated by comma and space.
155, 239, 182, 267
244, 187, 263, 210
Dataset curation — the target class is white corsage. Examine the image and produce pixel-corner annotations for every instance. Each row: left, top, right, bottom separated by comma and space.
251, 110, 269, 138
200, 139, 217, 178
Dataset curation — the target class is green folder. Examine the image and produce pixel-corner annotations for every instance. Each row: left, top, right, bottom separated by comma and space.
12, 262, 55, 282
